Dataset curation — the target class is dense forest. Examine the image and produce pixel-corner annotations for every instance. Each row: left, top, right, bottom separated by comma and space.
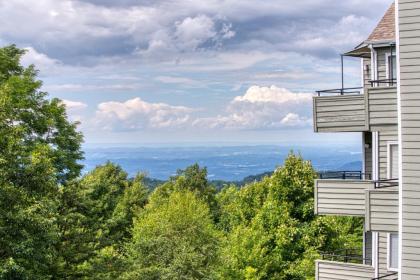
0, 45, 363, 280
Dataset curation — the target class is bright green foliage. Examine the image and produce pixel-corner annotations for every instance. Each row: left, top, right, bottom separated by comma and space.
216, 154, 363, 280
151, 164, 219, 219
123, 191, 221, 280
0, 45, 83, 279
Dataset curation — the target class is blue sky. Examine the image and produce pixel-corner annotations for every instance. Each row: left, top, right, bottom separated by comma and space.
0, 0, 393, 145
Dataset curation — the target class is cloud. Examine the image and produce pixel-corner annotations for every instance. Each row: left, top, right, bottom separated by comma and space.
0, 0, 390, 65
44, 83, 143, 92
88, 86, 313, 132
60, 99, 88, 123
61, 99, 88, 110
174, 15, 216, 50
194, 85, 313, 130
94, 97, 195, 131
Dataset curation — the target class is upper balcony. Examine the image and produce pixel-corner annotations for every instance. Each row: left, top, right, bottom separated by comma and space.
313, 83, 397, 133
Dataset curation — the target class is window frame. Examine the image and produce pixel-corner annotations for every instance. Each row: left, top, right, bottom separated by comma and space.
387, 233, 399, 272
387, 141, 399, 180
385, 52, 397, 81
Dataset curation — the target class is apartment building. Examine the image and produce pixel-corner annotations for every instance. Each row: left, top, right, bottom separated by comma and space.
313, 1, 420, 279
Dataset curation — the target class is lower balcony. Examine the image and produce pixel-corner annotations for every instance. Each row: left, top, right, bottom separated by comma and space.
365, 180, 399, 232
314, 176, 374, 216
316, 260, 374, 280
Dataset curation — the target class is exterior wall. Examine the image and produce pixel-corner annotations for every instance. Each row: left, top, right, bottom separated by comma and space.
376, 47, 395, 81
313, 95, 368, 132
378, 232, 398, 279
398, 1, 420, 278
363, 57, 372, 88
378, 127, 399, 179
315, 180, 373, 216
365, 189, 398, 232
367, 87, 398, 130
316, 260, 374, 280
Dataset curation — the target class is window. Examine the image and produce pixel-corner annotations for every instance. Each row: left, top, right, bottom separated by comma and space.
386, 54, 397, 81
388, 143, 399, 179
364, 231, 373, 266
388, 233, 399, 271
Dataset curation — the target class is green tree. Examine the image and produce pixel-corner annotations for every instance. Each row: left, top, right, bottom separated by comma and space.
57, 163, 149, 279
151, 164, 219, 219
0, 45, 83, 279
216, 153, 363, 280
122, 190, 221, 280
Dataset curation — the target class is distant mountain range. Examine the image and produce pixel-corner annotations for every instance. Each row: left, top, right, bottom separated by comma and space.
83, 145, 363, 182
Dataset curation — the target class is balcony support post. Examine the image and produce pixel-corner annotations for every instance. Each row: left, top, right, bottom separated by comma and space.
341, 54, 344, 94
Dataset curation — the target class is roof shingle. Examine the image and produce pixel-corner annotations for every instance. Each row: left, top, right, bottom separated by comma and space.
367, 2, 395, 42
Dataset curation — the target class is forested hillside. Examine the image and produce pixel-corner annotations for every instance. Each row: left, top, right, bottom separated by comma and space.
0, 45, 363, 280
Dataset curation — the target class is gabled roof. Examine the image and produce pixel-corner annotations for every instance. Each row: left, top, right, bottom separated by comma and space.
366, 2, 395, 43
344, 2, 395, 57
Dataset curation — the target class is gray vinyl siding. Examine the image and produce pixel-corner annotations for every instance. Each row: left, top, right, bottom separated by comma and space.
365, 189, 398, 232
398, 0, 420, 278
363, 58, 372, 88
316, 260, 374, 280
313, 95, 368, 132
367, 87, 398, 130
314, 180, 373, 216
378, 232, 398, 279
375, 47, 396, 81
378, 128, 399, 179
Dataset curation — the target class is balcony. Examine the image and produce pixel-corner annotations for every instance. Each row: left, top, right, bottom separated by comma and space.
315, 176, 399, 233
316, 260, 374, 280
314, 175, 374, 216
313, 86, 397, 133
365, 179, 399, 232
313, 88, 368, 133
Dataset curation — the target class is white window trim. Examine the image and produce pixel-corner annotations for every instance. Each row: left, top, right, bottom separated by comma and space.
387, 141, 399, 180
385, 52, 396, 81
387, 233, 399, 272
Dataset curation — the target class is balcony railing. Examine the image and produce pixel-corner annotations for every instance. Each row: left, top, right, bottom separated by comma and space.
316, 87, 363, 96
374, 178, 399, 189
321, 249, 368, 265
318, 171, 372, 180
369, 79, 397, 87
371, 272, 398, 280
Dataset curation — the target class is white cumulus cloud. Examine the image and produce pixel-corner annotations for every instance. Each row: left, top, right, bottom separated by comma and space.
94, 97, 195, 131
193, 85, 313, 130
61, 99, 88, 111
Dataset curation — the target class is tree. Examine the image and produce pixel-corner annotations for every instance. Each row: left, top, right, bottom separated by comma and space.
216, 153, 363, 279
56, 163, 149, 279
122, 191, 221, 280
0, 45, 83, 279
151, 164, 219, 220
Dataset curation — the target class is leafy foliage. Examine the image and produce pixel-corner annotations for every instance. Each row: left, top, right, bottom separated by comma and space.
0, 45, 84, 279
123, 191, 220, 280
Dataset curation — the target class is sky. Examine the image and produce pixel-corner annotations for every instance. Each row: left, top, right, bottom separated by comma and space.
0, 0, 393, 146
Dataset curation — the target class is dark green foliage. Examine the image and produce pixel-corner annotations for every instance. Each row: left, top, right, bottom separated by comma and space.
0, 45, 83, 279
